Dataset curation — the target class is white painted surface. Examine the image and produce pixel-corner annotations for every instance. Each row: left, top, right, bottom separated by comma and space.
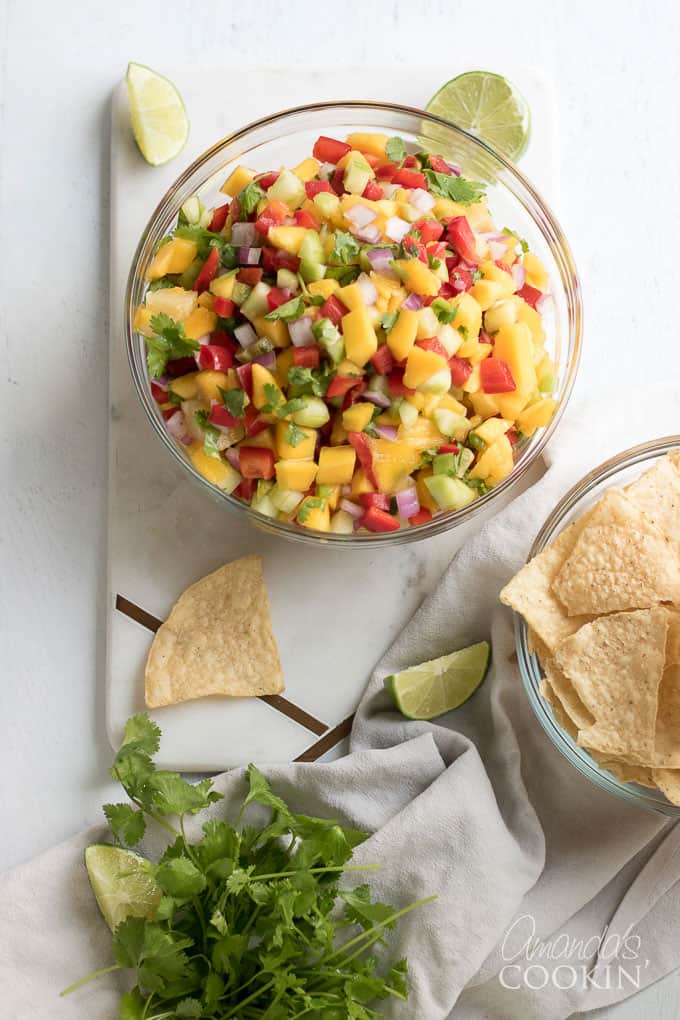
2, 1, 680, 1015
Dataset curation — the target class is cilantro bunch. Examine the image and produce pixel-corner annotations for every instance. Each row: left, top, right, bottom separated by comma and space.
65, 716, 433, 1018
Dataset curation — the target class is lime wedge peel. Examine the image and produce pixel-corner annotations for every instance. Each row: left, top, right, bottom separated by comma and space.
385, 641, 491, 720
85, 844, 161, 931
426, 71, 530, 163
126, 62, 189, 166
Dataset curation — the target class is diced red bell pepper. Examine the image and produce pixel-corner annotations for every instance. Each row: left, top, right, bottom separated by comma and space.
437, 282, 457, 300
235, 477, 255, 501
213, 297, 236, 318
370, 345, 395, 375
426, 241, 447, 262
193, 245, 220, 293
428, 154, 453, 175
446, 216, 478, 263
387, 369, 415, 398
479, 330, 495, 346
438, 444, 460, 454
327, 374, 362, 399
376, 161, 398, 180
236, 363, 253, 398
151, 381, 168, 404
236, 267, 263, 286
450, 267, 473, 292
363, 153, 381, 169
256, 171, 280, 190
209, 403, 241, 429
261, 247, 300, 274
305, 180, 333, 198
312, 135, 351, 164
480, 358, 517, 394
198, 344, 234, 371
330, 166, 345, 195
230, 197, 241, 223
494, 259, 513, 276
341, 379, 366, 409
449, 356, 473, 387
506, 428, 520, 446
361, 506, 401, 532
409, 507, 433, 526
402, 236, 428, 263
266, 287, 290, 311
347, 431, 378, 488
416, 337, 449, 360
292, 345, 321, 368
415, 218, 444, 244
362, 180, 384, 201
294, 208, 319, 230
391, 168, 427, 190
166, 357, 197, 377
210, 330, 238, 353
516, 283, 542, 309
359, 492, 391, 511
403, 154, 419, 169
243, 403, 269, 437
161, 406, 179, 421
239, 446, 276, 480
207, 203, 230, 233
320, 294, 349, 328
254, 199, 288, 236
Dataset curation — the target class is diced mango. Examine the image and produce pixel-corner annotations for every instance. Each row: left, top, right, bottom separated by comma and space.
437, 393, 467, 416
450, 292, 482, 340
243, 427, 276, 451
298, 499, 331, 532
276, 347, 295, 381
337, 282, 365, 311
342, 305, 378, 367
456, 340, 493, 363
252, 363, 283, 411
275, 459, 318, 490
220, 165, 255, 197
403, 346, 447, 389
351, 467, 375, 497
483, 299, 518, 334
308, 279, 340, 300
209, 272, 237, 299
330, 414, 348, 446
517, 397, 558, 435
252, 316, 290, 348
479, 261, 515, 298
393, 258, 440, 296
522, 252, 549, 291
275, 420, 316, 460
514, 298, 545, 346
471, 417, 513, 446
293, 157, 320, 182
195, 371, 230, 402
469, 390, 501, 419
398, 416, 445, 451
198, 291, 216, 311
317, 445, 357, 485
386, 309, 418, 362
342, 403, 375, 433
169, 373, 199, 400
370, 439, 421, 493
335, 359, 364, 378
432, 197, 467, 219
145, 237, 198, 280
416, 468, 439, 512
462, 364, 481, 394
469, 279, 504, 311
183, 307, 218, 340
492, 322, 537, 419
465, 199, 494, 232
268, 225, 308, 255
469, 435, 514, 484
346, 132, 389, 158
145, 286, 198, 321
188, 443, 240, 493
133, 306, 154, 336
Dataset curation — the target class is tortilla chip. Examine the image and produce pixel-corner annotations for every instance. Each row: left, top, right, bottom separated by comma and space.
594, 758, 657, 789
626, 454, 680, 549
145, 555, 284, 708
500, 522, 593, 650
553, 608, 668, 764
542, 657, 594, 730
652, 664, 680, 767
665, 610, 680, 665
552, 524, 680, 616
540, 679, 578, 739
652, 768, 680, 805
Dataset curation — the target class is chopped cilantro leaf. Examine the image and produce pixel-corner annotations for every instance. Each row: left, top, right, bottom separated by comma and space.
431, 298, 457, 324
297, 496, 325, 523
328, 230, 360, 266
174, 224, 236, 264
423, 170, 486, 206
146, 314, 199, 377
193, 410, 222, 460
285, 422, 308, 447
218, 386, 245, 419
381, 311, 398, 332
385, 136, 408, 165
287, 364, 334, 397
502, 227, 529, 253
457, 325, 470, 341
264, 296, 305, 321
238, 180, 266, 218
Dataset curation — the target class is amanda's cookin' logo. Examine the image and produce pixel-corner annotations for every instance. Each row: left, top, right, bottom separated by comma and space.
499, 914, 650, 992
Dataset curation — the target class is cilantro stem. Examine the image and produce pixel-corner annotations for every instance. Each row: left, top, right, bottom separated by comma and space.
221, 977, 275, 1018
250, 864, 381, 881
59, 962, 122, 997
320, 895, 437, 965
127, 795, 179, 838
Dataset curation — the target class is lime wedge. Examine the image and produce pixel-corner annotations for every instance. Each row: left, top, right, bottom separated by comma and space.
85, 844, 161, 930
384, 641, 490, 720
426, 72, 530, 162
126, 62, 189, 166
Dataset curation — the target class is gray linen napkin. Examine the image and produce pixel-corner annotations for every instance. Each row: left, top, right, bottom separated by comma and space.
1, 384, 678, 1020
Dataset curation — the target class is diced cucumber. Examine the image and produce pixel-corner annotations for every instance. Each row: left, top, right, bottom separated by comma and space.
299, 230, 326, 284
458, 448, 475, 474
178, 258, 202, 289
313, 192, 340, 219
270, 486, 304, 514
180, 195, 205, 225
231, 281, 252, 306
291, 396, 330, 428
425, 475, 476, 510
433, 453, 457, 476
313, 318, 344, 364
330, 510, 355, 534
367, 374, 390, 397
240, 281, 271, 321
276, 268, 300, 292
433, 408, 466, 437
418, 367, 452, 395
436, 323, 461, 357
251, 493, 278, 518
397, 399, 419, 429
538, 372, 556, 394
267, 169, 305, 210
344, 156, 372, 196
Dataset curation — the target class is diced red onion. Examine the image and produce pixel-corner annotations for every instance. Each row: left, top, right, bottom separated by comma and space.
288, 316, 315, 347
446, 161, 461, 176
151, 375, 169, 388
385, 216, 410, 242
339, 498, 363, 519
236, 363, 252, 388
373, 424, 398, 442
396, 486, 420, 519
410, 188, 436, 213
451, 276, 467, 294
363, 389, 391, 408
231, 222, 260, 247
340, 483, 352, 496
354, 224, 381, 244
356, 273, 378, 306
402, 292, 423, 311
239, 246, 262, 265
251, 349, 277, 370
366, 248, 397, 275
381, 183, 400, 199
166, 410, 191, 446
195, 333, 211, 346
225, 448, 240, 470
346, 204, 377, 229
234, 323, 258, 348
488, 240, 506, 261
481, 231, 509, 243
511, 263, 526, 290
318, 162, 335, 180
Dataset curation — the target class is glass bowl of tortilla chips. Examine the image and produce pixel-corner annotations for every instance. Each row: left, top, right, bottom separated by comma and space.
509, 436, 680, 815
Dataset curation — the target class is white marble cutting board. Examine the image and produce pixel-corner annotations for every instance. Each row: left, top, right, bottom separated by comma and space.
108, 67, 556, 770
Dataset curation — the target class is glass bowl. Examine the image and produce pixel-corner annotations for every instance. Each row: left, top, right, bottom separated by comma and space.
126, 101, 582, 546
517, 435, 680, 816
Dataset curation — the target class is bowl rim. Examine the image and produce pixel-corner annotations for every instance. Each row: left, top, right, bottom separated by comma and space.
126, 99, 582, 547
516, 434, 680, 816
